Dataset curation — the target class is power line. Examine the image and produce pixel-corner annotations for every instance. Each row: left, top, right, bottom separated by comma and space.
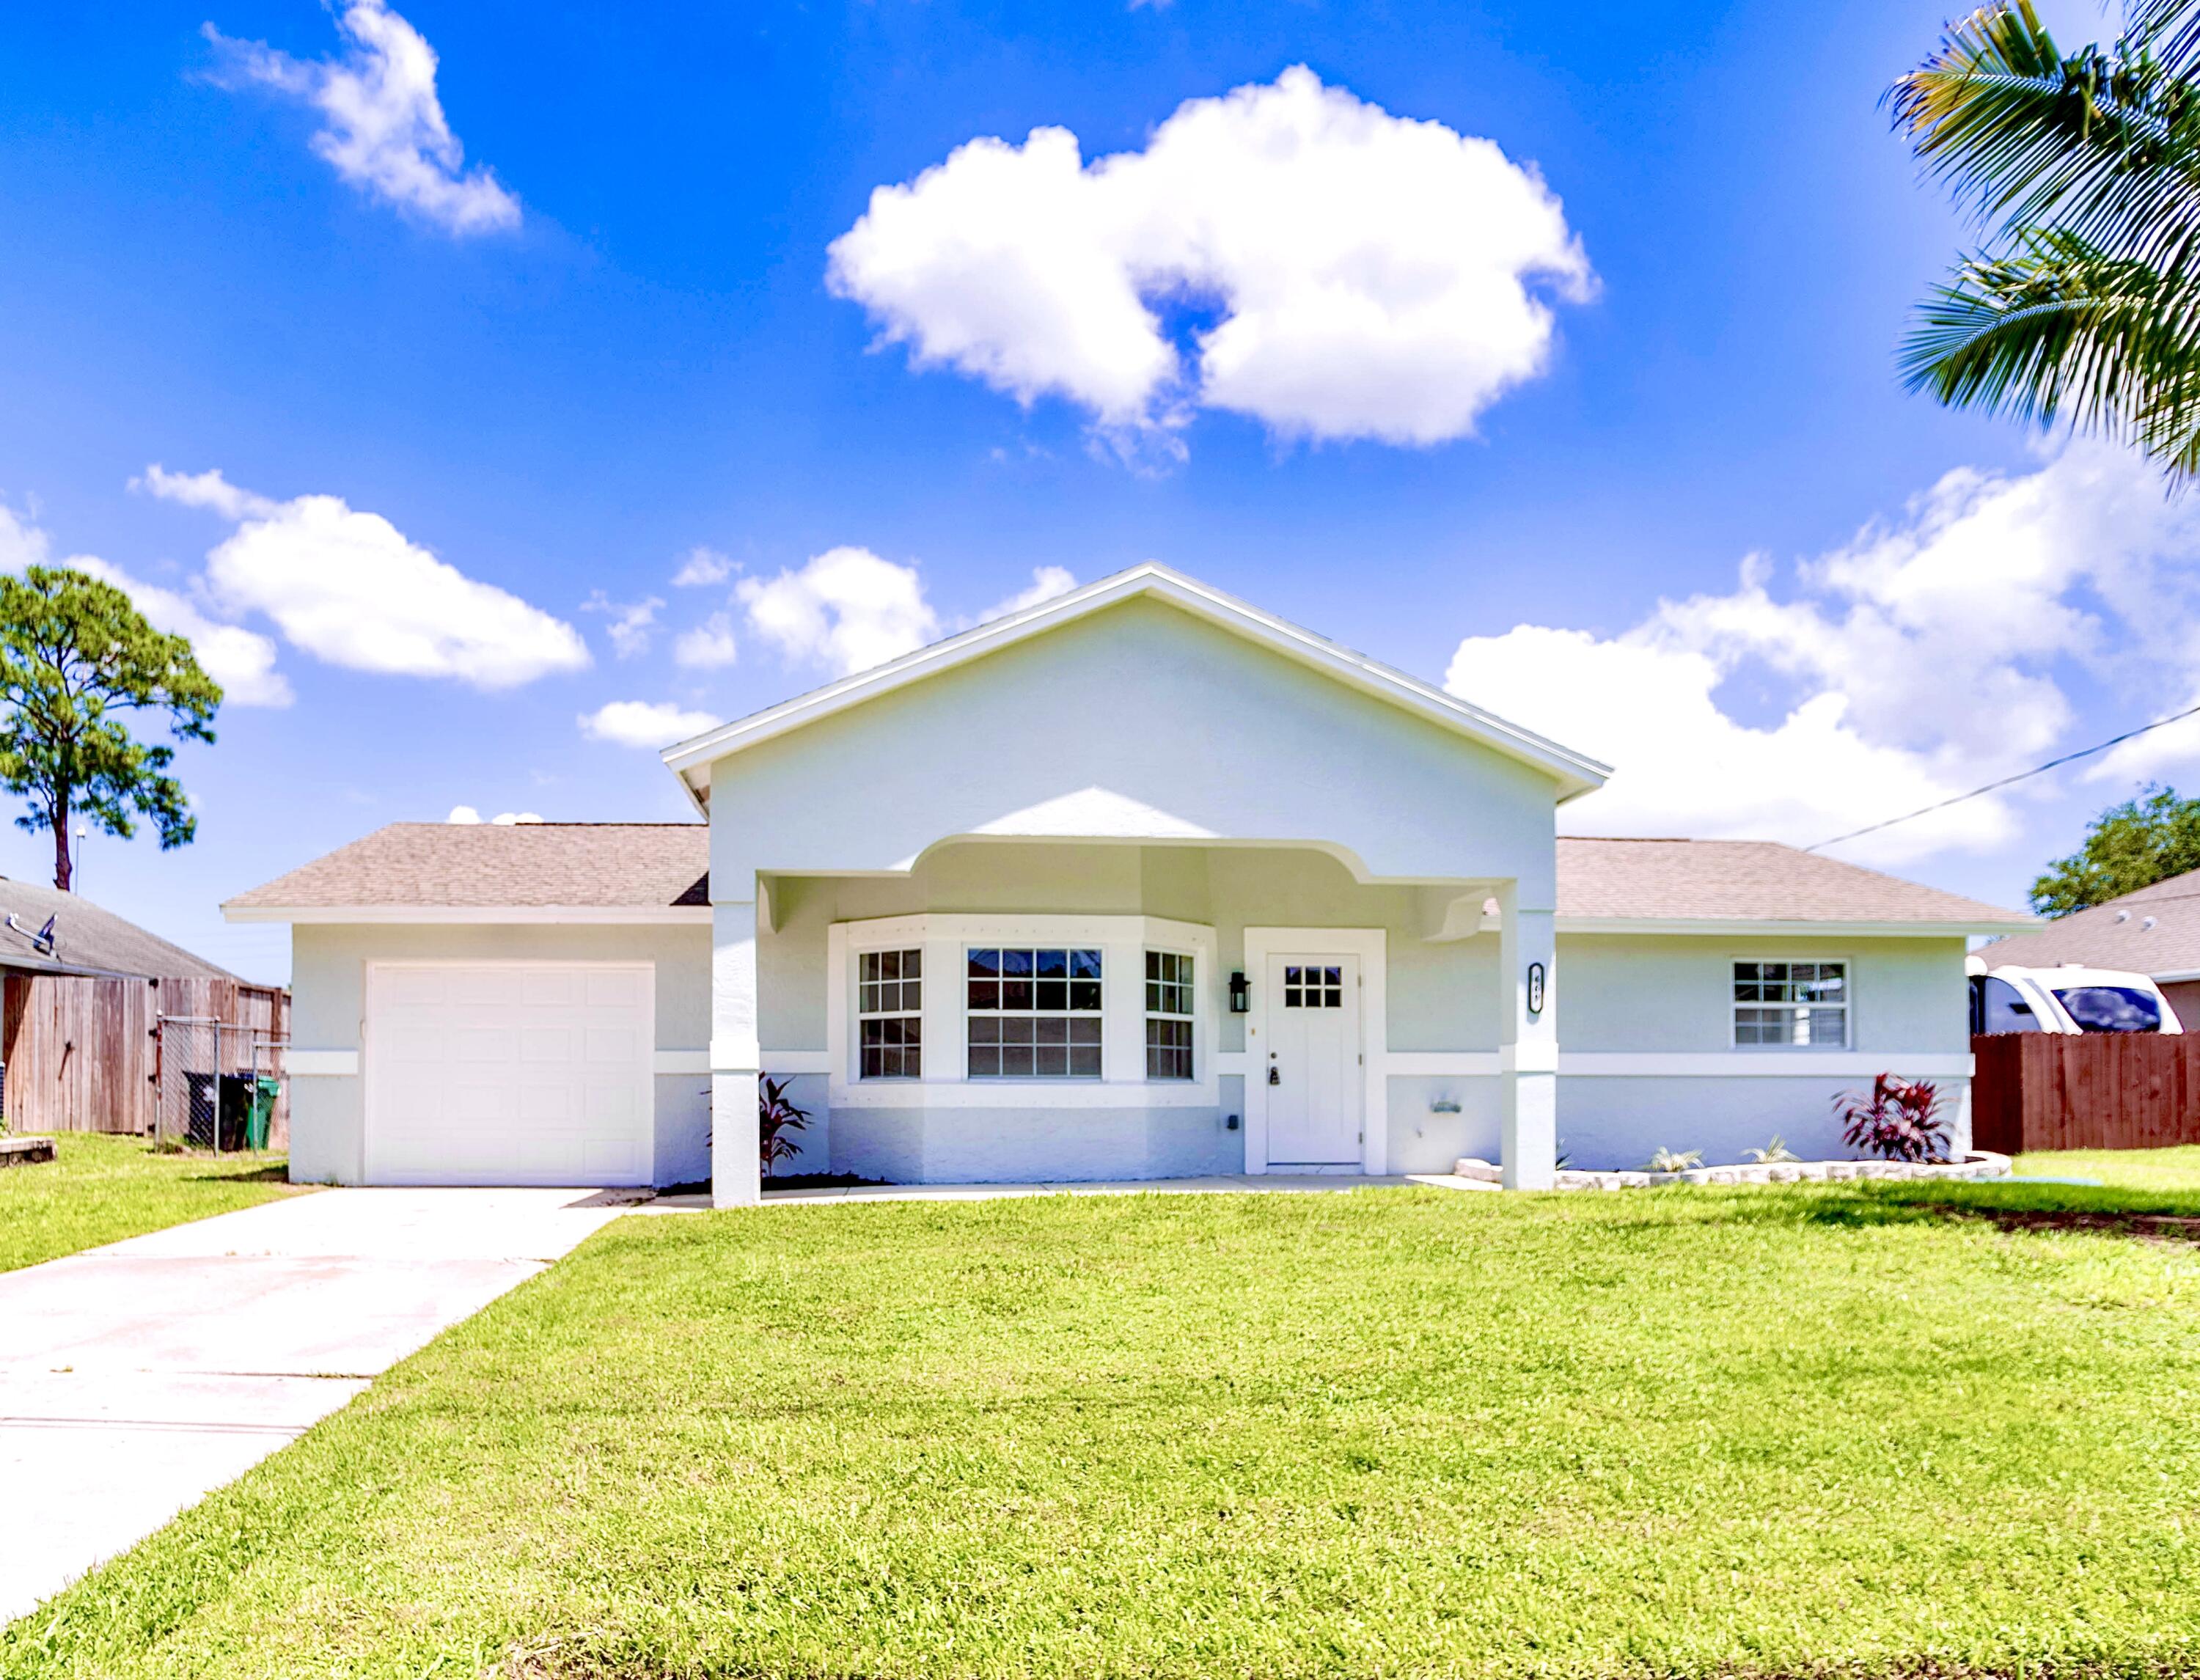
1805, 700, 2200, 853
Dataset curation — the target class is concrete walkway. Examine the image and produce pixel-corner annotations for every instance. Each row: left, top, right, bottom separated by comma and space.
649, 1171, 1494, 1208
0, 1188, 639, 1626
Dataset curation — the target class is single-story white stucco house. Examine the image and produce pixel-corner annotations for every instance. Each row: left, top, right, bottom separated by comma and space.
226, 565, 2031, 1204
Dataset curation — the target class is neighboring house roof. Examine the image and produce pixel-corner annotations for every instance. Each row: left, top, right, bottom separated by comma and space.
659, 562, 1614, 809
0, 876, 238, 980
1971, 870, 2200, 977
223, 823, 711, 923
1555, 837, 2035, 935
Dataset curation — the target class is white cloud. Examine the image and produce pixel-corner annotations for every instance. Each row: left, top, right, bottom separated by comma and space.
979, 565, 1078, 623
578, 699, 722, 750
1, 499, 291, 707
0, 502, 51, 571
68, 556, 293, 708
582, 590, 664, 659
141, 465, 590, 689
738, 546, 942, 676
828, 65, 1590, 452
446, 804, 541, 824
134, 465, 272, 521
672, 611, 738, 669
206, 0, 519, 235
672, 546, 733, 587
1445, 443, 2200, 865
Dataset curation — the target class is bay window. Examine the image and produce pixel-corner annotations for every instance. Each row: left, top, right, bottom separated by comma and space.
1145, 950, 1195, 1079
834, 915, 1215, 1102
967, 947, 1103, 1077
858, 947, 923, 1078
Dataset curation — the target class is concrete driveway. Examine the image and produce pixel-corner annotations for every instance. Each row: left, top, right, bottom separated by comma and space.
0, 1187, 640, 1626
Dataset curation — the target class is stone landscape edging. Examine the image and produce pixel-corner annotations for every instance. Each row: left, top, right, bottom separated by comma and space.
1450, 1151, 2012, 1191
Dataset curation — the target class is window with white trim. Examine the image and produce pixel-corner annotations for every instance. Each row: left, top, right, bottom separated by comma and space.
967, 947, 1102, 1078
1733, 961, 1847, 1046
858, 948, 922, 1078
1145, 950, 1195, 1080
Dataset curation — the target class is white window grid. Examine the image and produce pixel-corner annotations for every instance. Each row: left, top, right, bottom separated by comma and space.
1733, 960, 1848, 1047
858, 947, 923, 1079
967, 947, 1103, 1079
1145, 950, 1195, 1081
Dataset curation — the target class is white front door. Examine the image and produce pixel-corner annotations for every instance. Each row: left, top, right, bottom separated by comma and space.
1264, 953, 1363, 1166
364, 963, 654, 1187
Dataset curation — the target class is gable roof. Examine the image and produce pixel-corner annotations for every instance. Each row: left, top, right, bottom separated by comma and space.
224, 824, 710, 923
0, 876, 238, 980
660, 563, 1612, 807
224, 823, 2029, 936
1555, 837, 2034, 935
1970, 868, 2200, 977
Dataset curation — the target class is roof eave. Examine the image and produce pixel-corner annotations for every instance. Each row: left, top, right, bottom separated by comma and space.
221, 903, 714, 926
1557, 915, 2038, 938
661, 564, 1612, 802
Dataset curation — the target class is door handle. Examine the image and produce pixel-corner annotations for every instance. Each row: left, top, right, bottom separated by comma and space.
1267, 1065, 1280, 1085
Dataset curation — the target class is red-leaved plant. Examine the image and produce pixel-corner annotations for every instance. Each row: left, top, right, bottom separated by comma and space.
1835, 1073, 1947, 1164
759, 1074, 811, 1178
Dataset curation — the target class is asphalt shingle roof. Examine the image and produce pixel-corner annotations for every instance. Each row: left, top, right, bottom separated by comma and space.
224, 824, 711, 911
1971, 869, 2200, 975
228, 824, 2028, 930
1555, 837, 2032, 928
0, 876, 238, 979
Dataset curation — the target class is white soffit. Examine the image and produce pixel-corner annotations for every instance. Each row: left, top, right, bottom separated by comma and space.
660, 563, 1612, 805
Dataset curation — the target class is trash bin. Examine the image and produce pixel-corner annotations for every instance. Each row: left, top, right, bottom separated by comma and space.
248, 1076, 281, 1151
185, 1071, 220, 1149
216, 1074, 256, 1152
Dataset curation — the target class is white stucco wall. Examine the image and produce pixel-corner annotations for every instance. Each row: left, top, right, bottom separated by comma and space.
1552, 933, 1973, 1169
287, 922, 712, 1187
710, 597, 1564, 895
1557, 934, 1968, 1053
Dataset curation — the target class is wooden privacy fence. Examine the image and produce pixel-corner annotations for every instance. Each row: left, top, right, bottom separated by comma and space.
1970, 1032, 2200, 1153
1, 975, 288, 1142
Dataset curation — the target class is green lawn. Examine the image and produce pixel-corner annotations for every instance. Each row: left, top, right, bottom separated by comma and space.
10, 1184, 2200, 1679
2018, 1142, 2200, 1195
0, 1131, 302, 1273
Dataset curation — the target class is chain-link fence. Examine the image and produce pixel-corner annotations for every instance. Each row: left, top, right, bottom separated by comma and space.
154, 1016, 287, 1151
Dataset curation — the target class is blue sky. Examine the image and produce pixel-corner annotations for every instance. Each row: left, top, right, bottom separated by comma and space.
3, 0, 2190, 984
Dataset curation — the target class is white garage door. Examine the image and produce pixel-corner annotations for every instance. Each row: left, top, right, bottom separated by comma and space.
364, 963, 654, 1187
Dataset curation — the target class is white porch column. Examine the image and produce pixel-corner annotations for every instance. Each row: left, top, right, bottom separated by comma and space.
1497, 881, 1558, 1191
711, 896, 762, 1208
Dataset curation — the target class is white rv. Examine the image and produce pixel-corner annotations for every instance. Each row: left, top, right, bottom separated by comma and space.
1968, 960, 2185, 1036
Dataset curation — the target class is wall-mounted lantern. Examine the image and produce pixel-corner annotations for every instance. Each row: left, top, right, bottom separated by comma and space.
1228, 969, 1250, 1013
1527, 961, 1547, 1016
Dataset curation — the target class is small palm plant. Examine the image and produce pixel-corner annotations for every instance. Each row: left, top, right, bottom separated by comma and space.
1745, 1135, 1801, 1164
1645, 1146, 1704, 1173
758, 1074, 812, 1178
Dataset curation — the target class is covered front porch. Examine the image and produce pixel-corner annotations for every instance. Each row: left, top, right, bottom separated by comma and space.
705, 837, 1561, 1204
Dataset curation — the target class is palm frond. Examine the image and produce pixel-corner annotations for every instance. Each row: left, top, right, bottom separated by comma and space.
1891, 1, 2200, 282
2130, 0, 2200, 76
1902, 235, 2200, 462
